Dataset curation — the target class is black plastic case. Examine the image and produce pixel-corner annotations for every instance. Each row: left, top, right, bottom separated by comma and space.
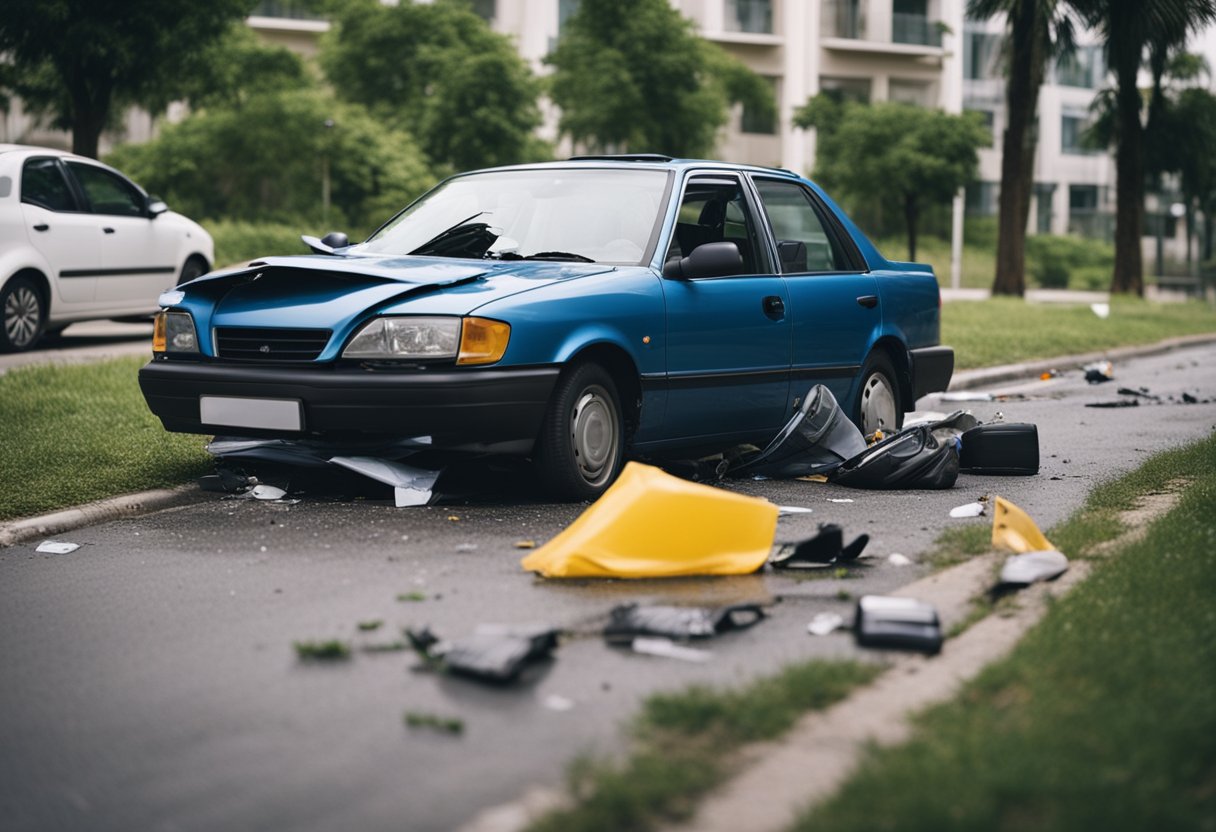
959, 423, 1039, 475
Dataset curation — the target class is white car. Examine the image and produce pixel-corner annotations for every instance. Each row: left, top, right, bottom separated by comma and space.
0, 144, 213, 352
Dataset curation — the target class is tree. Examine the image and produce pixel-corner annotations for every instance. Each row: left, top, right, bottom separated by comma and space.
106, 89, 434, 232
796, 97, 987, 262
1072, 0, 1216, 295
546, 0, 774, 157
0, 0, 254, 158
968, 0, 1076, 297
321, 0, 547, 171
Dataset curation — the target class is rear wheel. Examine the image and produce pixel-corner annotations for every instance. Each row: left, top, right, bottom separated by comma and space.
856, 351, 903, 436
177, 256, 208, 286
535, 362, 625, 501
1, 277, 45, 353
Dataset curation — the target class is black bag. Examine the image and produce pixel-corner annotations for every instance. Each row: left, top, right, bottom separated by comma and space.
730, 385, 867, 479
830, 424, 959, 490
959, 423, 1039, 475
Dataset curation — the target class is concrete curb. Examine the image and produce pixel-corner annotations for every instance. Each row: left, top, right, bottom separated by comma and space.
947, 332, 1216, 391
0, 485, 209, 548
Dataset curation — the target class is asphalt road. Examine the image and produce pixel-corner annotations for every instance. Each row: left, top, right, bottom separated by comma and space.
2, 345, 1214, 832
0, 321, 153, 376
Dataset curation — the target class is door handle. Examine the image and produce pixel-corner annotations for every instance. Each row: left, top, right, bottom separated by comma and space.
103, 227, 115, 234
33, 223, 49, 232
763, 295, 785, 321
856, 294, 878, 309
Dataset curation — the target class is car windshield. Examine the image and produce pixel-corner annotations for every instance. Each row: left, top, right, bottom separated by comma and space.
355, 168, 670, 265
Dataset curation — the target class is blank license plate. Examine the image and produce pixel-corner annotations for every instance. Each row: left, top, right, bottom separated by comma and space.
199, 396, 303, 431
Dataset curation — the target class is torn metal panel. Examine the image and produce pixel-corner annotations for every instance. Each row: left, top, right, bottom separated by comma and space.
329, 457, 441, 507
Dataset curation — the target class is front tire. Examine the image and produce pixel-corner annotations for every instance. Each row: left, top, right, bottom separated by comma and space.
535, 362, 625, 501
856, 351, 903, 436
1, 277, 46, 353
177, 256, 209, 286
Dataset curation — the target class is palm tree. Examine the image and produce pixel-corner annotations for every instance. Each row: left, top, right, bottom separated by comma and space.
968, 0, 1076, 297
1072, 0, 1216, 295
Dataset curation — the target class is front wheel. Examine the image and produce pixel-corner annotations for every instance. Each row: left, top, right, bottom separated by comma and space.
856, 351, 903, 436
1, 277, 46, 353
534, 362, 625, 501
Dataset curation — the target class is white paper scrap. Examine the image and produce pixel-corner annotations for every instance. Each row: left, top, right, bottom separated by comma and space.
807, 612, 845, 636
36, 540, 80, 554
950, 502, 986, 518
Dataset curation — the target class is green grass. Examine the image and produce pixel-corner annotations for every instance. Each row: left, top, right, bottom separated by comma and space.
526, 660, 880, 832
945, 296, 1216, 369
790, 433, 1216, 832
0, 357, 211, 522
404, 711, 465, 734
293, 639, 352, 661
876, 235, 996, 290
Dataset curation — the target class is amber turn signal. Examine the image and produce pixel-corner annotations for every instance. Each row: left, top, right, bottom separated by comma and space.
152, 311, 167, 353
457, 317, 511, 365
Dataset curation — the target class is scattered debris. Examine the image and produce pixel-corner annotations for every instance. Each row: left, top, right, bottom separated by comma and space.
1117, 387, 1159, 400
521, 463, 778, 578
833, 425, 960, 490
940, 391, 993, 402
404, 711, 464, 735
950, 502, 986, 518
408, 624, 559, 683
294, 640, 352, 661
958, 423, 1040, 475
447, 515, 461, 522
1039, 369, 1060, 380
35, 540, 80, 554
777, 505, 814, 516
250, 484, 287, 501
357, 620, 383, 632
603, 603, 765, 644
455, 543, 478, 553
827, 498, 854, 503
854, 595, 943, 654
630, 637, 712, 663
1086, 399, 1139, 408
514, 540, 537, 549
542, 694, 575, 712
999, 549, 1069, 585
887, 553, 912, 566
728, 385, 867, 479
1090, 302, 1110, 319
991, 496, 1055, 553
770, 523, 869, 568
330, 456, 440, 507
797, 474, 830, 483
807, 612, 846, 636
1083, 360, 1114, 384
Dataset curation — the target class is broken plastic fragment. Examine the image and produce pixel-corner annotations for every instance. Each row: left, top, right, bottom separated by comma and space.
329, 456, 440, 508
631, 637, 712, 663
807, 612, 845, 636
827, 498, 854, 503
729, 385, 866, 478
603, 603, 764, 644
832, 426, 960, 490
939, 391, 993, 402
1083, 360, 1114, 384
991, 496, 1055, 553
521, 462, 778, 578
999, 549, 1069, 585
770, 523, 869, 568
854, 595, 943, 654
778, 505, 814, 516
418, 624, 558, 683
36, 540, 80, 554
887, 553, 912, 566
514, 540, 537, 549
950, 502, 985, 518
250, 484, 287, 500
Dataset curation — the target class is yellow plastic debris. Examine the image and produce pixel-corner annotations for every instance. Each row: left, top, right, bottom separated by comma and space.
521, 462, 779, 578
991, 496, 1055, 553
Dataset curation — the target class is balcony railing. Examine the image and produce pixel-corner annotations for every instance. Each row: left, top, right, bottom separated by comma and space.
725, 0, 773, 34
892, 13, 943, 47
822, 0, 865, 39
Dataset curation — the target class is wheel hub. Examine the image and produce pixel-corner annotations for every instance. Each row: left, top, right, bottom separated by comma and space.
860, 372, 896, 435
4, 286, 40, 349
571, 385, 618, 485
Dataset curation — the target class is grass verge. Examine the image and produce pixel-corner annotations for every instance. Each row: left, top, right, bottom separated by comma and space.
790, 432, 1216, 831
0, 357, 210, 522
525, 661, 881, 832
943, 296, 1216, 369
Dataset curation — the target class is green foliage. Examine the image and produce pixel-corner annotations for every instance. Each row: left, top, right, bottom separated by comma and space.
0, 358, 210, 522
293, 640, 352, 661
321, 0, 546, 170
107, 88, 433, 229
796, 96, 987, 259
204, 221, 318, 269
1024, 234, 1114, 288
546, 0, 774, 157
0, 0, 253, 156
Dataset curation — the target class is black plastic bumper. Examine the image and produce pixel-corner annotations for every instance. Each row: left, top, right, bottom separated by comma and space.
910, 345, 954, 400
139, 360, 561, 445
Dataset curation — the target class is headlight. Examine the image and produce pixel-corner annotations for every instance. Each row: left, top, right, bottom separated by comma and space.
342, 316, 462, 359
153, 310, 199, 354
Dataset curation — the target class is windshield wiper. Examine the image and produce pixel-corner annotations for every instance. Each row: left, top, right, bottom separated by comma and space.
410, 212, 491, 256
521, 251, 597, 263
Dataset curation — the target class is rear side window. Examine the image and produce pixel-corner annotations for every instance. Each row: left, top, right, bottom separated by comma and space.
67, 162, 146, 217
21, 158, 77, 212
754, 179, 850, 273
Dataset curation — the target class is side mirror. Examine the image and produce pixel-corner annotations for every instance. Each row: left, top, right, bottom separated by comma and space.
777, 240, 807, 272
321, 231, 349, 249
147, 195, 168, 218
663, 241, 744, 280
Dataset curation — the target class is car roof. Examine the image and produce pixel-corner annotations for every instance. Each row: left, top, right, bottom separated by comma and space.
469, 156, 804, 180
0, 143, 83, 160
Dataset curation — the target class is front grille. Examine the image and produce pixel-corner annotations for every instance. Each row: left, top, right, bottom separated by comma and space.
214, 327, 331, 361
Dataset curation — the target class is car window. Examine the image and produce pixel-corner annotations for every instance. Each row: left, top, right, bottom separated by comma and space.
666, 177, 765, 274
21, 158, 78, 212
753, 179, 850, 273
66, 162, 146, 217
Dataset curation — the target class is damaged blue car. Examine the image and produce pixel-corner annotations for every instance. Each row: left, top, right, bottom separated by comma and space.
139, 156, 953, 500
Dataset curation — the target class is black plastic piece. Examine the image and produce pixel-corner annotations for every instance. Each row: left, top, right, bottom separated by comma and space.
603, 603, 765, 644
958, 423, 1039, 475
831, 425, 960, 490
854, 595, 942, 654
771, 523, 869, 568
731, 384, 867, 479
910, 346, 955, 399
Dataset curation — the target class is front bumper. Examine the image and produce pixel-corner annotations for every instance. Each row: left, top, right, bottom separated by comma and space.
139, 360, 561, 447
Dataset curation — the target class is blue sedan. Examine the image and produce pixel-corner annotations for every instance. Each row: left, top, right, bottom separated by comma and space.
139, 156, 953, 500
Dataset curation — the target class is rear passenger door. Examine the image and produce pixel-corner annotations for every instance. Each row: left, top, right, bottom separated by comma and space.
751, 177, 879, 409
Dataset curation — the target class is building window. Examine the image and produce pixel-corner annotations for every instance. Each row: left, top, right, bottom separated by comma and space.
823, 0, 865, 38
889, 79, 935, 107
964, 30, 1003, 80
725, 0, 773, 34
558, 0, 580, 35
965, 181, 999, 216
1056, 46, 1104, 88
742, 77, 779, 134
1061, 113, 1097, 155
966, 108, 996, 146
470, 0, 495, 23
893, 0, 941, 46
1069, 184, 1099, 212
1034, 182, 1056, 234
819, 76, 872, 104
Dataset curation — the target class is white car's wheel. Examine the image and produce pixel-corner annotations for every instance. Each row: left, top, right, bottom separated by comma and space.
1, 277, 45, 353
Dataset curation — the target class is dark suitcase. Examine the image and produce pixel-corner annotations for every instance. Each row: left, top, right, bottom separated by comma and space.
959, 423, 1039, 475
